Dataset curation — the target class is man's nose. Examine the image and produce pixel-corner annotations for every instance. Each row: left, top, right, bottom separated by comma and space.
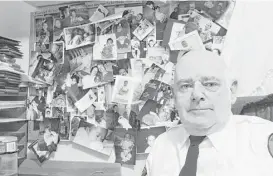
191, 82, 205, 102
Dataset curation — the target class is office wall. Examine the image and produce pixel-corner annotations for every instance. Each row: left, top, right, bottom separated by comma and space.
0, 1, 36, 73
222, 1, 273, 96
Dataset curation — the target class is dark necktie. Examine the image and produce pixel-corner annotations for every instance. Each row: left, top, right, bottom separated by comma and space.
179, 135, 206, 176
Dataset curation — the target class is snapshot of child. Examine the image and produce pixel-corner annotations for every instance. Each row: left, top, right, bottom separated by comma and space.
101, 38, 115, 59
118, 80, 129, 96
120, 133, 135, 163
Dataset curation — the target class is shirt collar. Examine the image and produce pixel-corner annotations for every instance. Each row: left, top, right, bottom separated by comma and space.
170, 115, 237, 157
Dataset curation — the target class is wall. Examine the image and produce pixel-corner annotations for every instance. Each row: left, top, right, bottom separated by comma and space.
222, 1, 273, 97
0, 1, 36, 73
0, 1, 272, 96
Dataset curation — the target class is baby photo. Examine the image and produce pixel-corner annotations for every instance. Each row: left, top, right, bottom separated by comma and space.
136, 126, 166, 154
81, 61, 114, 89
93, 33, 118, 60
113, 128, 137, 165
111, 76, 139, 105
133, 19, 154, 41
112, 59, 132, 77
73, 120, 114, 156
169, 30, 205, 51
128, 36, 147, 59
64, 22, 96, 50
114, 20, 131, 53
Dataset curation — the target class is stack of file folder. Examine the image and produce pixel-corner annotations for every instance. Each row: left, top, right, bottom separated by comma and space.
0, 36, 24, 73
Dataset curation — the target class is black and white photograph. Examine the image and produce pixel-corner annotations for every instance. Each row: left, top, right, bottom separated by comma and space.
113, 128, 137, 165
93, 33, 118, 60
50, 41, 64, 64
69, 7, 90, 26
29, 51, 60, 85
28, 119, 60, 163
64, 46, 93, 74
73, 120, 114, 156
59, 111, 70, 141
70, 114, 87, 141
137, 99, 173, 127
114, 19, 131, 53
128, 36, 147, 59
26, 88, 47, 121
51, 86, 66, 107
35, 16, 54, 52
142, 63, 166, 86
112, 59, 131, 77
74, 88, 97, 113
130, 59, 144, 80
64, 22, 96, 50
133, 19, 154, 41
81, 61, 114, 89
169, 30, 205, 51
111, 76, 139, 105
136, 126, 166, 154
89, 5, 109, 23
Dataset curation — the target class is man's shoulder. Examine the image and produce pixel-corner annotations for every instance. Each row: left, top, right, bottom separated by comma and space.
233, 114, 273, 129
154, 125, 185, 144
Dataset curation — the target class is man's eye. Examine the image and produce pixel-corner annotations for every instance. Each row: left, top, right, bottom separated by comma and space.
203, 82, 219, 87
179, 84, 192, 91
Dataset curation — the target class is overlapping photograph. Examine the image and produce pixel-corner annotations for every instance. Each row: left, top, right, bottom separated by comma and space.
64, 22, 96, 50
93, 33, 118, 60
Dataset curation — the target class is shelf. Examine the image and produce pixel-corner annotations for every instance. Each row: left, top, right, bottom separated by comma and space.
0, 118, 27, 123
0, 101, 25, 109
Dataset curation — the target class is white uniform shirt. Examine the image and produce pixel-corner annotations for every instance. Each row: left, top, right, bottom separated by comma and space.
146, 115, 273, 176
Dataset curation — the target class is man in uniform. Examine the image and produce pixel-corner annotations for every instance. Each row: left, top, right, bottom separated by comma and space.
146, 50, 273, 176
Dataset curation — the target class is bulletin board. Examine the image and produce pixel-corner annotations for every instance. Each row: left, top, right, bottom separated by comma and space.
26, 0, 235, 174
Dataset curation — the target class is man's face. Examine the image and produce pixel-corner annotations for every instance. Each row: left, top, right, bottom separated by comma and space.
174, 51, 233, 135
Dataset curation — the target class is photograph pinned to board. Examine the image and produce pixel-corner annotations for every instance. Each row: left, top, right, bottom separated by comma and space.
168, 30, 205, 51
59, 111, 70, 141
64, 22, 96, 50
188, 11, 221, 42
73, 120, 114, 156
50, 41, 64, 64
26, 87, 47, 121
130, 58, 144, 80
69, 6, 90, 26
89, 5, 109, 23
136, 126, 166, 154
65, 46, 93, 74
128, 36, 147, 59
29, 51, 60, 85
81, 61, 114, 89
53, 18, 64, 42
75, 88, 97, 113
162, 19, 186, 46
45, 105, 53, 118
35, 16, 54, 52
141, 63, 166, 87
28, 118, 60, 163
97, 86, 106, 103
144, 23, 156, 47
113, 128, 137, 165
112, 58, 132, 77
133, 19, 154, 41
111, 76, 139, 105
93, 33, 118, 60
114, 19, 131, 53
70, 114, 87, 141
51, 86, 66, 107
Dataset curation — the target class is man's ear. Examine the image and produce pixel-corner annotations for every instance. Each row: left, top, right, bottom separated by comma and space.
230, 79, 238, 105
